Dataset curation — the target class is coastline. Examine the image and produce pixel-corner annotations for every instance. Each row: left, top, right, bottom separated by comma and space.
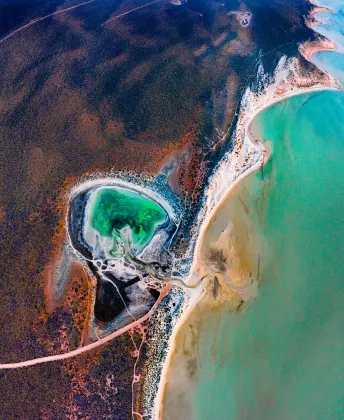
307, 5, 332, 26
155, 1, 342, 416
187, 83, 339, 292
154, 85, 339, 420
300, 38, 336, 61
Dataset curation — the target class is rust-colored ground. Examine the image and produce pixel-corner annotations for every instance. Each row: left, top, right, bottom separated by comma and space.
0, 0, 323, 417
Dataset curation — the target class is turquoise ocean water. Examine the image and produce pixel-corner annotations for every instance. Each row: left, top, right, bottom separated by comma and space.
312, 1, 344, 84
188, 5, 344, 419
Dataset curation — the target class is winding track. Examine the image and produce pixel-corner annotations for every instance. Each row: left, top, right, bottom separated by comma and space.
0, 0, 164, 46
101, 0, 161, 26
0, 0, 95, 46
0, 285, 171, 370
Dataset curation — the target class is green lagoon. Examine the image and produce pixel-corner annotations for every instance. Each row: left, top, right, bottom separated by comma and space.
190, 90, 344, 419
89, 187, 167, 253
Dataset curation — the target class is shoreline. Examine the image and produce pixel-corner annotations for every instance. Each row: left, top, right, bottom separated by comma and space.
246, 85, 339, 137
154, 84, 339, 420
300, 38, 336, 61
155, 1, 342, 414
307, 6, 332, 26
188, 84, 338, 288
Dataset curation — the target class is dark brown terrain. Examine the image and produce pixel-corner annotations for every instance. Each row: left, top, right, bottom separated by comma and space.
0, 0, 321, 417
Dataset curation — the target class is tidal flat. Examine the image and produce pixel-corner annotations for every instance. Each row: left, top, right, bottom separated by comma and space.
162, 89, 344, 419
160, 2, 344, 417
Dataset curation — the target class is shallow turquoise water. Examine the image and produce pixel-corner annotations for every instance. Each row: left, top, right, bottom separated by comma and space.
313, 4, 344, 53
312, 50, 344, 84
190, 90, 344, 419
312, 2, 344, 84
89, 187, 167, 254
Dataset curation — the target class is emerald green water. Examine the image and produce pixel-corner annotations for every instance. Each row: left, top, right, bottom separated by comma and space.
190, 91, 344, 419
89, 188, 166, 252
